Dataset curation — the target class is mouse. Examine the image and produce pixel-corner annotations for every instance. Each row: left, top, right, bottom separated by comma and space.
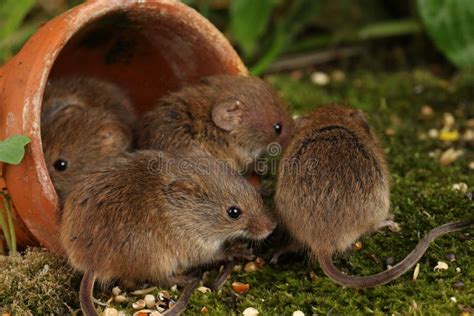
59, 148, 277, 315
274, 104, 474, 288
42, 76, 137, 130
41, 77, 136, 202
137, 75, 294, 174
41, 105, 133, 203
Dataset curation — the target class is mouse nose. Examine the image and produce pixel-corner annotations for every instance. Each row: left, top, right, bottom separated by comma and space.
248, 213, 277, 240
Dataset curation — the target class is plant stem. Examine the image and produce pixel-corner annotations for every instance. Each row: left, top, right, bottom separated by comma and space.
287, 19, 422, 54
3, 195, 16, 253
0, 195, 12, 251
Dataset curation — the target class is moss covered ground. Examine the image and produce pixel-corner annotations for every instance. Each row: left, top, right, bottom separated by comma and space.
1, 68, 473, 315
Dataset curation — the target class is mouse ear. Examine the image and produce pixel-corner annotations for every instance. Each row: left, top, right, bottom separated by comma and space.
212, 100, 243, 131
98, 122, 131, 154
350, 110, 371, 134
295, 115, 311, 130
41, 102, 84, 125
164, 179, 202, 205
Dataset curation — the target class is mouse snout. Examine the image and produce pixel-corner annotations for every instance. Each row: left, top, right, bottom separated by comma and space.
246, 212, 277, 240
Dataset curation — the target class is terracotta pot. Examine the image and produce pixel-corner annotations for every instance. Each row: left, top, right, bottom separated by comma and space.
0, 0, 246, 253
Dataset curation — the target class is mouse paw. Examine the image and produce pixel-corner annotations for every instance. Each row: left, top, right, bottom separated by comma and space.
376, 220, 401, 232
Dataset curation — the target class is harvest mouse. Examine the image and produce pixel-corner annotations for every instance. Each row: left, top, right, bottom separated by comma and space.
42, 76, 136, 130
274, 105, 473, 288
41, 77, 135, 202
137, 75, 294, 174
60, 148, 276, 315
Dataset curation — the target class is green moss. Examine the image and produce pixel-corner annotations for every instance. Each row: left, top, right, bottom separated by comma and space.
0, 248, 80, 315
1, 68, 472, 315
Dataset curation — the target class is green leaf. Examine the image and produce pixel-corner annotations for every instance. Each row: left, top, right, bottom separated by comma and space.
418, 0, 474, 69
230, 0, 278, 58
250, 0, 323, 75
0, 135, 31, 165
0, 0, 36, 40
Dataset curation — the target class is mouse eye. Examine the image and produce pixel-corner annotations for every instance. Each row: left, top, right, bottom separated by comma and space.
273, 122, 282, 135
227, 206, 242, 220
53, 159, 68, 172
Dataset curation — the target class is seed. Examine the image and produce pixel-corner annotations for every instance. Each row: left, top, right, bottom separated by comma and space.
158, 291, 171, 300
244, 262, 258, 273
157, 306, 165, 313
456, 267, 462, 273
131, 287, 157, 296
443, 113, 455, 128
197, 286, 211, 293
309, 271, 318, 281
452, 183, 468, 193
353, 241, 362, 251
232, 282, 250, 294
112, 286, 122, 296
420, 105, 434, 118
103, 308, 119, 316
439, 148, 463, 165
449, 296, 457, 303
434, 261, 449, 271
385, 128, 396, 136
439, 129, 460, 142
331, 70, 346, 82
132, 310, 155, 316
428, 129, 439, 139
170, 285, 178, 292
114, 295, 127, 303
365, 253, 380, 263
144, 294, 156, 308
233, 264, 243, 272
388, 222, 401, 232
463, 129, 474, 142
132, 299, 146, 309
201, 306, 209, 313
254, 257, 266, 268
290, 71, 303, 81
292, 311, 305, 316
242, 307, 259, 315
413, 263, 420, 280
311, 72, 330, 86
445, 252, 456, 262
452, 281, 465, 290
467, 118, 474, 128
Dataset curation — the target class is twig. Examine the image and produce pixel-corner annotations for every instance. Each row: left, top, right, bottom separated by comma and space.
3, 194, 16, 253
265, 46, 365, 73
0, 193, 12, 251
287, 18, 421, 54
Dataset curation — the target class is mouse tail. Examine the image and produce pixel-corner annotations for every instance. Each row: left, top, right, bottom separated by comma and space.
80, 270, 99, 316
318, 218, 473, 288
162, 278, 200, 316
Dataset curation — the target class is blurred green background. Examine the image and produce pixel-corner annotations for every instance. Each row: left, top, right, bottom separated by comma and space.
1, 0, 474, 74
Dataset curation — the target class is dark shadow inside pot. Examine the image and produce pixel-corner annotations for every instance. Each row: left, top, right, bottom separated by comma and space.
49, 9, 236, 114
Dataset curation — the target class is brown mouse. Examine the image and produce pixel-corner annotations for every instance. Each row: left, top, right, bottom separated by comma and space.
274, 105, 473, 288
41, 77, 135, 202
60, 148, 276, 315
137, 75, 294, 174
42, 76, 136, 130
